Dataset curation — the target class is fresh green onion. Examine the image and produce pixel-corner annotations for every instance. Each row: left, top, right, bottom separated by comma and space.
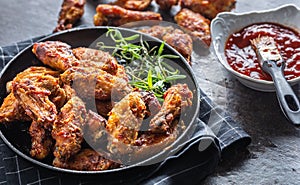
97, 28, 186, 100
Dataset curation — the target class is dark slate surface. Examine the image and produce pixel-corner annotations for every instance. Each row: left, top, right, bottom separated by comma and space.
0, 0, 299, 184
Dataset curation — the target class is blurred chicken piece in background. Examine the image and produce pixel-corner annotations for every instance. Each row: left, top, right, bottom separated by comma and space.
53, 0, 86, 32
111, 0, 152, 11
94, 4, 162, 26
180, 0, 236, 19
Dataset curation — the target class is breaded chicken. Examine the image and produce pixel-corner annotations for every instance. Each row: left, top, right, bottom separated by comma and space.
94, 4, 162, 26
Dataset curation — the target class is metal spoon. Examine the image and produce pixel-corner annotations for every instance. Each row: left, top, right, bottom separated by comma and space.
251, 36, 300, 125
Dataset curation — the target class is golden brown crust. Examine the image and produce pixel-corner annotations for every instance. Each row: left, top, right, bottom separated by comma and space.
94, 4, 162, 26
0, 93, 31, 123
111, 0, 152, 11
139, 25, 193, 64
106, 92, 147, 146
52, 96, 87, 162
32, 41, 80, 71
72, 47, 119, 75
60, 66, 132, 101
12, 68, 62, 129
180, 0, 236, 19
29, 120, 54, 160
53, 0, 86, 32
150, 83, 193, 133
175, 8, 211, 46
155, 0, 178, 10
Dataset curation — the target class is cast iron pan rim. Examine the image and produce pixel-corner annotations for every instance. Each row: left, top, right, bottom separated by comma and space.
0, 26, 201, 174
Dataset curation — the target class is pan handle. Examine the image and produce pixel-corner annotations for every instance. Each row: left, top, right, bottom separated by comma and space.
263, 61, 300, 125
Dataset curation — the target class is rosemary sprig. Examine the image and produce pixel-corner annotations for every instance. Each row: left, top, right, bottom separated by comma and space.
97, 28, 186, 101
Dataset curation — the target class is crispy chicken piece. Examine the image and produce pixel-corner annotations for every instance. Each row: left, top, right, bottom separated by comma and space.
174, 8, 211, 46
180, 0, 236, 19
111, 0, 152, 11
149, 83, 193, 134
84, 110, 108, 147
53, 149, 120, 171
1, 67, 61, 124
155, 0, 178, 10
72, 47, 119, 75
106, 92, 147, 147
29, 120, 54, 160
0, 93, 31, 123
94, 4, 162, 26
52, 96, 87, 162
60, 67, 132, 101
32, 41, 80, 72
12, 69, 63, 130
162, 29, 193, 64
53, 0, 86, 32
140, 25, 193, 64
140, 25, 174, 38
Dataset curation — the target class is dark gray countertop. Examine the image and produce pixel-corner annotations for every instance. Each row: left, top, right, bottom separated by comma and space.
0, 0, 299, 184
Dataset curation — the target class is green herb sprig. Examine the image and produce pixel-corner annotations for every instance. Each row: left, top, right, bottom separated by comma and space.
97, 28, 186, 101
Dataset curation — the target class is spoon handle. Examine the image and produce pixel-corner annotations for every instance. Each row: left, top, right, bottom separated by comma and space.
263, 61, 300, 125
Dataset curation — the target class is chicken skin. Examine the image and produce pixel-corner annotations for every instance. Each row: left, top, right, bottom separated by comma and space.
52, 96, 87, 162
106, 91, 147, 146
150, 83, 193, 134
72, 47, 119, 75
0, 93, 31, 123
180, 0, 236, 19
12, 68, 64, 130
155, 0, 178, 10
32, 41, 80, 72
53, 0, 86, 32
139, 25, 193, 64
53, 149, 120, 171
94, 4, 162, 26
60, 66, 132, 101
111, 0, 152, 11
174, 8, 211, 46
29, 120, 54, 160
1, 67, 61, 124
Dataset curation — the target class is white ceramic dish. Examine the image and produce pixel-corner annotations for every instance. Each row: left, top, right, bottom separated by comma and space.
211, 4, 300, 92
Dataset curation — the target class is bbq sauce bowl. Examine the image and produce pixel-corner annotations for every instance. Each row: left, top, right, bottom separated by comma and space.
211, 4, 300, 91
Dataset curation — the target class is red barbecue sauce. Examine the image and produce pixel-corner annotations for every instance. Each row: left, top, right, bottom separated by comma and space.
225, 23, 300, 81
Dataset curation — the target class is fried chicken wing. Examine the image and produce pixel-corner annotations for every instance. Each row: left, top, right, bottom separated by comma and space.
155, 0, 178, 10
53, 0, 86, 32
32, 41, 80, 71
180, 0, 236, 19
112, 0, 152, 11
72, 47, 119, 75
106, 92, 147, 147
139, 25, 193, 64
53, 149, 120, 171
29, 120, 54, 160
174, 8, 211, 46
150, 83, 193, 134
12, 69, 63, 130
0, 93, 31, 123
52, 96, 87, 162
94, 4, 162, 26
1, 67, 62, 124
60, 67, 132, 101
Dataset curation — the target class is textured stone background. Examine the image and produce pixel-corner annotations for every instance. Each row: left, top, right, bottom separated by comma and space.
0, 0, 299, 184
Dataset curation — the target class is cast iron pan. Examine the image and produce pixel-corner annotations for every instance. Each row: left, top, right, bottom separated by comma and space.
0, 27, 201, 179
